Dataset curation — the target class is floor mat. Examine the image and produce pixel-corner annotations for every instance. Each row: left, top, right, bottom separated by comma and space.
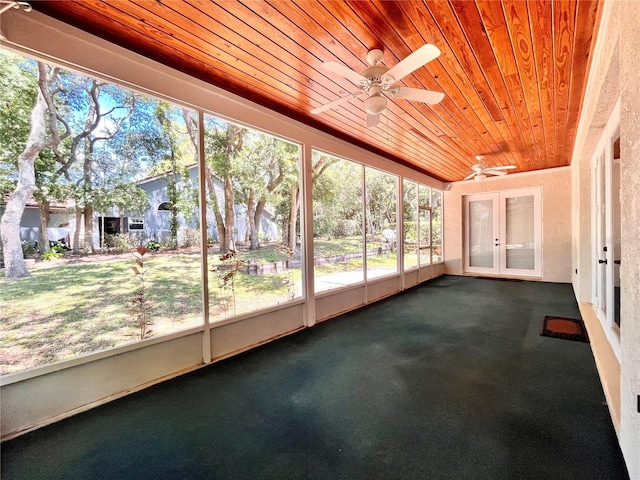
541, 316, 589, 343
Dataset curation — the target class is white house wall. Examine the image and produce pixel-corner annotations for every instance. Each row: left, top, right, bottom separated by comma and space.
571, 0, 640, 477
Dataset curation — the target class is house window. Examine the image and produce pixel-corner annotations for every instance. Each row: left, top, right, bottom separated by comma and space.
158, 202, 172, 211
128, 218, 144, 230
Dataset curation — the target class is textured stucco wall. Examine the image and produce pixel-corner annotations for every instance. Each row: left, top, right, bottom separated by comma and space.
443, 167, 572, 283
571, 0, 639, 476
619, 0, 640, 476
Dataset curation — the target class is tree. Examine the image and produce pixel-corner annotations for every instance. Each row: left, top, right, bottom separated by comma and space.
238, 135, 297, 250
204, 118, 245, 253
0, 62, 67, 278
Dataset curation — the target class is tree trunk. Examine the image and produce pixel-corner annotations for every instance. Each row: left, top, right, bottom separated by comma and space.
205, 167, 226, 253
223, 174, 235, 252
84, 205, 95, 253
247, 188, 260, 250
73, 207, 82, 253
0, 69, 51, 278
288, 183, 300, 251
37, 200, 51, 252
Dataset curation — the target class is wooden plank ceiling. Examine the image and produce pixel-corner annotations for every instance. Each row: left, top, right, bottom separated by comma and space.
32, 0, 602, 182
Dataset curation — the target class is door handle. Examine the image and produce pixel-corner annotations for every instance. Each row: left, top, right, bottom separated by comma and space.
598, 259, 607, 264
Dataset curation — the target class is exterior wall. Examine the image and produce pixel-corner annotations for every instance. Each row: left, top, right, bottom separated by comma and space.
443, 167, 572, 283
571, 0, 639, 477
619, 1, 640, 476
137, 167, 279, 244
19, 208, 74, 246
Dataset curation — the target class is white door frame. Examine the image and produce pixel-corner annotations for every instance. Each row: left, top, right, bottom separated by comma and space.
464, 188, 542, 277
591, 99, 621, 361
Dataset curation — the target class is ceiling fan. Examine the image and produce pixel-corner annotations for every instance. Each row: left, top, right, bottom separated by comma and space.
464, 156, 516, 181
311, 44, 445, 128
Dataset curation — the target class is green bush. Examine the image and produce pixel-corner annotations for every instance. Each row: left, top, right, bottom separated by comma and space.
21, 241, 37, 257
42, 248, 64, 261
145, 240, 161, 252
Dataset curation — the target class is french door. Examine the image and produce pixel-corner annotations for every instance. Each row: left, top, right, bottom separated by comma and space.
464, 188, 542, 277
592, 99, 621, 345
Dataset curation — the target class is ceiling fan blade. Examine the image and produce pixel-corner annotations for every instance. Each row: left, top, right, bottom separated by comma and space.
310, 92, 361, 114
367, 113, 380, 128
321, 61, 367, 85
486, 170, 507, 176
382, 44, 441, 84
389, 86, 444, 104
486, 165, 516, 170
463, 172, 477, 180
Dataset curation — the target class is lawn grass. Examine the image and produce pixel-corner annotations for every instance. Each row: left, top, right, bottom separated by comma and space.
0, 250, 300, 374
1, 238, 397, 374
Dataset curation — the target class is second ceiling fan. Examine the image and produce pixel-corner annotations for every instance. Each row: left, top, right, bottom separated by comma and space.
311, 44, 445, 128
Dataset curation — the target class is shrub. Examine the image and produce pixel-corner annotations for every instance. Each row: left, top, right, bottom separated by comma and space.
105, 233, 139, 254
179, 227, 200, 248
42, 248, 63, 261
145, 240, 161, 252
21, 241, 37, 257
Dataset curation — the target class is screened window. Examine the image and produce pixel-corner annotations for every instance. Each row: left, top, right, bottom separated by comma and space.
365, 167, 398, 279
203, 113, 302, 319
403, 180, 419, 270
0, 49, 204, 374
312, 151, 364, 292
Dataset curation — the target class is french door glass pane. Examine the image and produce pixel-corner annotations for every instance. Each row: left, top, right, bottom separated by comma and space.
505, 195, 535, 270
469, 200, 494, 268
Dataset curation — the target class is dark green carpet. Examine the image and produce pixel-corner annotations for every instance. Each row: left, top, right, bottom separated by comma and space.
1, 275, 629, 480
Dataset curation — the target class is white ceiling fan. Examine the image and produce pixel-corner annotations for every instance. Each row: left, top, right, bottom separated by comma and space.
311, 44, 445, 128
464, 155, 516, 181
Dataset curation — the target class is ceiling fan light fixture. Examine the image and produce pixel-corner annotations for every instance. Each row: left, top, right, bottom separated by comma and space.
474, 173, 487, 181
364, 94, 387, 114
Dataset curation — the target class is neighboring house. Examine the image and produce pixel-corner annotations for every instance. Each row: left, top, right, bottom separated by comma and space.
1, 197, 75, 248
7, 165, 279, 249
134, 165, 279, 246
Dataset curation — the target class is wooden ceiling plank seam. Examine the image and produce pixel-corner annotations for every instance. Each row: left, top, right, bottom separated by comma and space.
552, 0, 577, 166
182, 1, 358, 110
89, 1, 312, 108
55, 2, 379, 150
397, 0, 518, 170
32, 1, 284, 106
475, 0, 539, 170
141, 1, 350, 119
450, 0, 538, 171
422, 0, 523, 169
527, 0, 556, 170
561, 0, 601, 169
252, 0, 367, 76
245, 1, 371, 109
368, 0, 498, 166
428, 0, 505, 122
497, 0, 546, 170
